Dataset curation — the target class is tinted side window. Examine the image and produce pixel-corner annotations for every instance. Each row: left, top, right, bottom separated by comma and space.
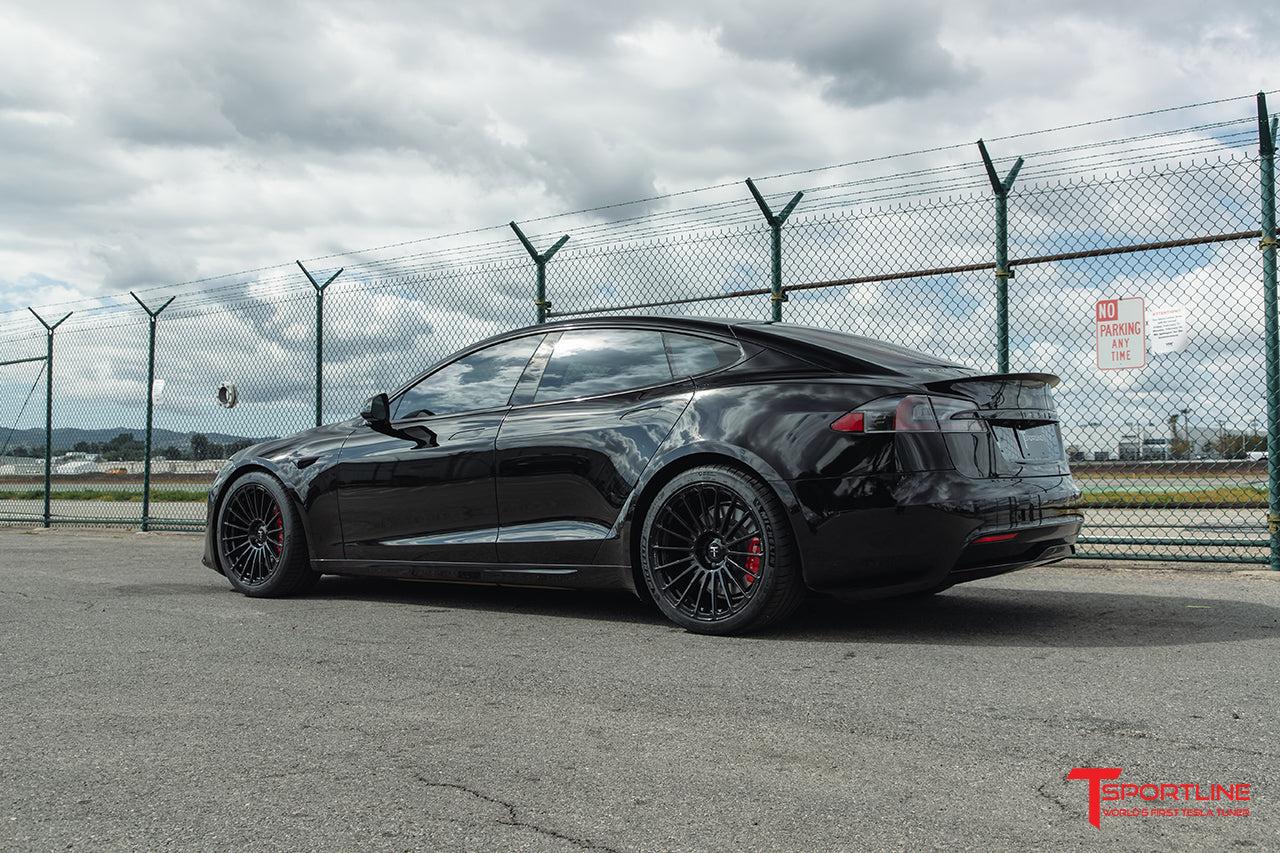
534, 330, 672, 403
394, 335, 542, 418
665, 333, 741, 377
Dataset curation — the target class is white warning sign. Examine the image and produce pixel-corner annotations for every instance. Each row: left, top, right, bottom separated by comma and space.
1146, 305, 1189, 354
1096, 298, 1146, 370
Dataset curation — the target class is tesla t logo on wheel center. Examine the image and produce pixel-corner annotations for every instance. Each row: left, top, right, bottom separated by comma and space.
1096, 297, 1146, 370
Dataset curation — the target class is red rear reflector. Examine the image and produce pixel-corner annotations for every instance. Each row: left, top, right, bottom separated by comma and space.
831, 412, 864, 432
974, 533, 1018, 544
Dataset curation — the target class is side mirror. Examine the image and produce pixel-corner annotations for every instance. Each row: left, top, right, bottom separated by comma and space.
361, 393, 391, 425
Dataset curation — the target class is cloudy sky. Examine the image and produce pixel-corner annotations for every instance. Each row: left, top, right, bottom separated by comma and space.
0, 0, 1277, 449
2, 0, 1277, 317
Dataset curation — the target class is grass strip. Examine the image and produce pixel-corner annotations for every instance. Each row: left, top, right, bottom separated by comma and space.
0, 489, 208, 502
1078, 486, 1265, 507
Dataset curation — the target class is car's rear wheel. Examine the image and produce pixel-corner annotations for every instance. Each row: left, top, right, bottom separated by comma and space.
640, 465, 803, 634
216, 471, 317, 597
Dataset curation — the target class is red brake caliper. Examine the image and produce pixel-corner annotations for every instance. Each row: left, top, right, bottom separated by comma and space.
272, 509, 283, 554
744, 537, 762, 584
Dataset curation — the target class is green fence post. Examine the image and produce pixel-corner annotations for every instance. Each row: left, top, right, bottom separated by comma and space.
297, 261, 343, 427
1257, 93, 1280, 572
510, 222, 569, 324
978, 140, 1025, 374
130, 293, 175, 532
746, 179, 804, 322
27, 308, 71, 528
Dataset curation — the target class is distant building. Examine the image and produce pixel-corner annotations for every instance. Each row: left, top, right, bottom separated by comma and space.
1061, 423, 1230, 461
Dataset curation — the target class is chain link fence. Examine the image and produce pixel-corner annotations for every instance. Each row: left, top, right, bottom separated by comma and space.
2, 104, 1276, 566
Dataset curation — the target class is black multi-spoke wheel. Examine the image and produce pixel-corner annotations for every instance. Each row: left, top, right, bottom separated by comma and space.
640, 465, 802, 634
216, 471, 317, 597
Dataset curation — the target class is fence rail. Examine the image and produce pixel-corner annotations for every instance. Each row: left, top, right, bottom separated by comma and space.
2, 94, 1277, 568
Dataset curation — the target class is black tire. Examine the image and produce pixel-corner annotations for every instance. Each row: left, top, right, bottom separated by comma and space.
215, 471, 318, 597
639, 465, 803, 635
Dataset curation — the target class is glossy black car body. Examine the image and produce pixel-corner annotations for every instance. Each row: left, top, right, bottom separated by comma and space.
204, 316, 1082, 633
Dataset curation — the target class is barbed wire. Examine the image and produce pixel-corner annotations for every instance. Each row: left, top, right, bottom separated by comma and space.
0, 92, 1273, 325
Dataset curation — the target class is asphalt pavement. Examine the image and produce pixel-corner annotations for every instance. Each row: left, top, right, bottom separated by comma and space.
1, 528, 1277, 851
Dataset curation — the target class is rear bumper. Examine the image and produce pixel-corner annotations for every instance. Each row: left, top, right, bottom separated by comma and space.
949, 517, 1079, 582
786, 471, 1081, 597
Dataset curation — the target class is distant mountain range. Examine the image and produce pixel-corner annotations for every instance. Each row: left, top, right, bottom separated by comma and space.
1, 427, 268, 453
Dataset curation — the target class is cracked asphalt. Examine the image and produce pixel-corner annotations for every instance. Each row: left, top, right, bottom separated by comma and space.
1, 527, 1277, 851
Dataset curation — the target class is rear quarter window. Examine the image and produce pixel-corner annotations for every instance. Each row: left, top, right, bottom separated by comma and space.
664, 333, 741, 378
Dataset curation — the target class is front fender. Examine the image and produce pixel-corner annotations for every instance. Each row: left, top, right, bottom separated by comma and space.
204, 422, 356, 569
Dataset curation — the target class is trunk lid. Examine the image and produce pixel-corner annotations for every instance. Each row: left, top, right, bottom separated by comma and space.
924, 373, 1070, 478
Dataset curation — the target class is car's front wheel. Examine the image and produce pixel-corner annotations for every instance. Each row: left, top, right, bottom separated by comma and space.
215, 471, 318, 597
640, 465, 803, 634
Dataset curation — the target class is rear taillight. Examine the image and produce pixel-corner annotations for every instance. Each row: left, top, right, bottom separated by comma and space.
831, 395, 984, 433
829, 411, 865, 432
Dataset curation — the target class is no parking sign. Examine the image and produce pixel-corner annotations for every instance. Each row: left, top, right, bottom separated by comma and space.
1096, 298, 1145, 370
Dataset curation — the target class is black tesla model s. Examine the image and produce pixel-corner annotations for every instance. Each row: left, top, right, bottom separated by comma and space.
203, 316, 1082, 634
